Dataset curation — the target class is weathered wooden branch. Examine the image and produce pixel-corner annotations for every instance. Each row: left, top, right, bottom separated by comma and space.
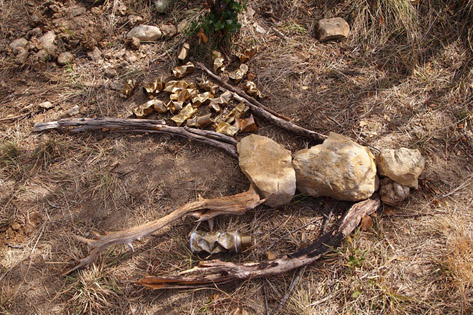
63, 185, 264, 275
137, 197, 380, 289
33, 118, 238, 158
195, 62, 327, 142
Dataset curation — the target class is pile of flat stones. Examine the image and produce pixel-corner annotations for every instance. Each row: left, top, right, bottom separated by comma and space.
238, 133, 425, 207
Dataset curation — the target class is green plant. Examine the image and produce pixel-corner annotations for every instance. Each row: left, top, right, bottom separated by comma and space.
190, 0, 247, 47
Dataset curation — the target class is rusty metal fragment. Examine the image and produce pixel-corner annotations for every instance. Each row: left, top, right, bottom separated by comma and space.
212, 50, 225, 72
164, 80, 195, 93
224, 102, 248, 124
133, 100, 156, 118
229, 64, 248, 83
236, 114, 259, 133
244, 80, 263, 98
143, 77, 165, 99
190, 231, 252, 254
186, 113, 213, 128
177, 42, 190, 61
152, 100, 168, 113
172, 62, 195, 79
197, 76, 219, 94
215, 121, 239, 136
192, 92, 213, 107
171, 104, 197, 126
167, 100, 183, 114
120, 79, 137, 98
239, 46, 257, 63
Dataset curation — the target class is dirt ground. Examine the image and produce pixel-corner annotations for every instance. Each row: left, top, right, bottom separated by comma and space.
1, 0, 472, 314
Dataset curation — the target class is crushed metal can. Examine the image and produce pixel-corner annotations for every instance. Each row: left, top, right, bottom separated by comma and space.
189, 231, 253, 254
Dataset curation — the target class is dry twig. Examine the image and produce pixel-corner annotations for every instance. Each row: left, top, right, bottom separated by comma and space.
138, 197, 381, 289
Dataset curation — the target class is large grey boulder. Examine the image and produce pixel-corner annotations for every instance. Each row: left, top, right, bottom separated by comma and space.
316, 17, 350, 41
237, 135, 296, 207
376, 148, 425, 189
293, 133, 377, 201
127, 25, 162, 42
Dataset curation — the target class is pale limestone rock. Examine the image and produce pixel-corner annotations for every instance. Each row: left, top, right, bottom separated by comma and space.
293, 133, 377, 201
39, 31, 57, 55
316, 17, 350, 41
127, 25, 162, 42
379, 178, 410, 206
57, 52, 74, 66
160, 23, 177, 38
237, 135, 296, 207
10, 38, 28, 54
376, 148, 425, 189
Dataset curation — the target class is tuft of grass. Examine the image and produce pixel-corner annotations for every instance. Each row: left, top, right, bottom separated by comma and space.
0, 141, 20, 166
64, 264, 121, 314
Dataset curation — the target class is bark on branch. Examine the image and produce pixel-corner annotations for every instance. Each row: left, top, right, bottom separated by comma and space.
137, 197, 381, 289
34, 117, 238, 158
63, 185, 264, 275
194, 62, 327, 142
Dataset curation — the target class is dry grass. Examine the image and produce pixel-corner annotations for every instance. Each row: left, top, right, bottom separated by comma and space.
1, 0, 473, 314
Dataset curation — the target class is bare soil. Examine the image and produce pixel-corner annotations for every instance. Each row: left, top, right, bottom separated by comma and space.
1, 0, 472, 314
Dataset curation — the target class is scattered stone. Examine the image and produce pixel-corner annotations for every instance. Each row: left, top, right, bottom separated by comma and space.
127, 25, 162, 42
316, 17, 350, 42
57, 52, 74, 66
376, 148, 425, 189
66, 105, 80, 116
379, 178, 410, 206
15, 48, 29, 64
10, 38, 28, 54
87, 46, 102, 60
125, 50, 138, 63
34, 49, 50, 62
160, 23, 177, 38
237, 135, 296, 207
11, 222, 21, 231
128, 15, 143, 26
70, 5, 86, 17
27, 27, 42, 39
39, 31, 57, 55
293, 133, 378, 201
126, 36, 141, 50
104, 68, 118, 78
38, 101, 54, 109
155, 0, 172, 13
30, 12, 42, 26
177, 20, 190, 34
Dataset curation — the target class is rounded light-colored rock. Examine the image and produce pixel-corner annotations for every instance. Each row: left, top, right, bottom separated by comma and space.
376, 148, 425, 189
57, 52, 74, 66
127, 25, 162, 42
237, 135, 296, 207
39, 31, 57, 55
10, 38, 28, 54
316, 17, 350, 42
379, 178, 410, 206
293, 132, 377, 201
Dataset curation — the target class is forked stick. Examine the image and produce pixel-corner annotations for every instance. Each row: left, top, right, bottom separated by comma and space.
63, 185, 264, 275
137, 197, 381, 289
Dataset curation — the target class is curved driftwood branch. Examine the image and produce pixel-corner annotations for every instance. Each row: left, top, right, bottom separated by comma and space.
137, 197, 380, 289
34, 118, 238, 158
194, 62, 327, 143
63, 185, 264, 275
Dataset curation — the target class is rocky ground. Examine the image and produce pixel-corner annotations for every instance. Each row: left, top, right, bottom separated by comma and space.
1, 0, 472, 314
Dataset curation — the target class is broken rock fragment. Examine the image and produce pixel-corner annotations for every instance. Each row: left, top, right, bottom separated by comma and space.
127, 25, 162, 42
57, 52, 74, 66
10, 38, 28, 54
379, 178, 410, 206
293, 133, 377, 201
316, 17, 350, 42
39, 31, 57, 56
376, 148, 425, 189
237, 135, 296, 207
